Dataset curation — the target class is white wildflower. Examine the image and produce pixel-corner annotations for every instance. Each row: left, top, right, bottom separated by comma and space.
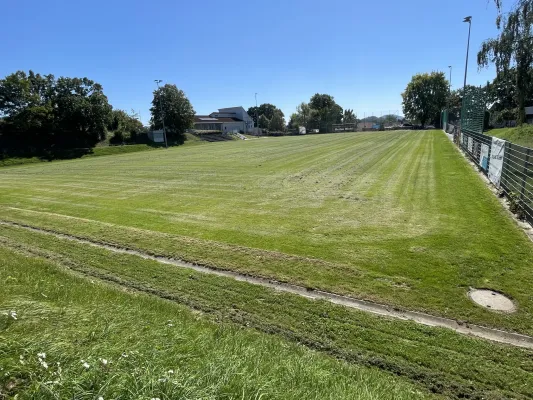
167, 370, 174, 374
121, 353, 128, 358
81, 360, 90, 369
167, 323, 174, 327
99, 358, 108, 366
98, 397, 104, 400
37, 352, 46, 359
9, 311, 17, 320
151, 398, 161, 400
158, 378, 166, 382
40, 361, 48, 369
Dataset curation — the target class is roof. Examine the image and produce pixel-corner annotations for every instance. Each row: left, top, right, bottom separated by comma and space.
194, 116, 243, 123
219, 107, 245, 112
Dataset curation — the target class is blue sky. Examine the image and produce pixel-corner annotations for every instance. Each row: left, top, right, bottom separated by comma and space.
3, 0, 508, 123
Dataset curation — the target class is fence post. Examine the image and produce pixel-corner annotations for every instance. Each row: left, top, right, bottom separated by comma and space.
520, 148, 531, 201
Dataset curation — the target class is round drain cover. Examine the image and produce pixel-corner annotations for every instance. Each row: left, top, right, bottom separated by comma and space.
468, 289, 515, 312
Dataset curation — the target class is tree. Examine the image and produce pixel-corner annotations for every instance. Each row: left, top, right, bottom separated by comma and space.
401, 72, 448, 127
479, 0, 533, 123
343, 109, 356, 123
53, 77, 112, 147
258, 114, 270, 130
309, 94, 343, 132
0, 71, 54, 117
269, 111, 285, 131
247, 103, 284, 127
108, 109, 144, 144
0, 71, 112, 150
150, 84, 195, 143
288, 113, 299, 129
296, 102, 311, 128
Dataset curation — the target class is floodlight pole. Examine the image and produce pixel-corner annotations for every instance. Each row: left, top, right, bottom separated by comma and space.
463, 16, 472, 94
155, 79, 168, 148
448, 65, 452, 91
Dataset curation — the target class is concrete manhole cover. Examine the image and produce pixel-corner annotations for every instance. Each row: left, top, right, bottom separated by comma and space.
468, 289, 516, 313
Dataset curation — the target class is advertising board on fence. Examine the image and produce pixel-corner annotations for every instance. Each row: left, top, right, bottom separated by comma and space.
488, 138, 506, 187
467, 137, 474, 153
480, 143, 489, 170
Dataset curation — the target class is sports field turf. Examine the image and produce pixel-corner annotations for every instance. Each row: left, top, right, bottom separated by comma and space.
1, 130, 533, 333
2, 130, 533, 398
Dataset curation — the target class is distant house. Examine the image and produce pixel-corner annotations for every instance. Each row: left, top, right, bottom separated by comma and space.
193, 107, 254, 133
526, 106, 533, 124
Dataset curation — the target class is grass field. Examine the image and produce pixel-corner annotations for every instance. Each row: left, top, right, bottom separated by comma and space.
0, 242, 429, 399
2, 130, 533, 398
1, 130, 533, 333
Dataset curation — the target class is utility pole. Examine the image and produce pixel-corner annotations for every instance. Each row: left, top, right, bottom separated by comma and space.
154, 80, 168, 148
448, 65, 452, 90
463, 16, 472, 94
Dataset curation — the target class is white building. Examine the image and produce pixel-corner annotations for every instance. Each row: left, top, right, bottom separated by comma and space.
193, 107, 254, 133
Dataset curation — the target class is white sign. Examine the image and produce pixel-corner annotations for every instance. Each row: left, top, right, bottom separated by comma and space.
299, 126, 306, 135
467, 137, 474, 153
488, 138, 506, 187
480, 143, 489, 170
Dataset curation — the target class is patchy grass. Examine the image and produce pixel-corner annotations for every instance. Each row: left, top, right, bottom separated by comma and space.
1, 225, 532, 399
0, 240, 432, 400
0, 130, 532, 335
487, 125, 533, 148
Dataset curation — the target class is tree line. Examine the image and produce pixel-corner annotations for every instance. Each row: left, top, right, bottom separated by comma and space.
0, 72, 197, 157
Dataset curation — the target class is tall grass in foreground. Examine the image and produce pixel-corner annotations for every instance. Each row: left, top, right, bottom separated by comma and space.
0, 245, 429, 400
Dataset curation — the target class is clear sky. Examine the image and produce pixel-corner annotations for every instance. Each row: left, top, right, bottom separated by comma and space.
2, 0, 508, 123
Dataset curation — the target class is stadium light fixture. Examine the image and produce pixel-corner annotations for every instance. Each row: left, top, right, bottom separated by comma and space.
463, 16, 472, 94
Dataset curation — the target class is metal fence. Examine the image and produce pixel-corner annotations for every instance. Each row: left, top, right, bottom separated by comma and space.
445, 87, 533, 225
501, 142, 533, 222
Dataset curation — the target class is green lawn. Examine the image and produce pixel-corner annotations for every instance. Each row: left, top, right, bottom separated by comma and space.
1, 130, 532, 334
486, 125, 533, 148
2, 224, 532, 399
2, 130, 533, 398
0, 241, 431, 400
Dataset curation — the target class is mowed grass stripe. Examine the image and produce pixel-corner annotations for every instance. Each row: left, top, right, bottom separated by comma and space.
1, 131, 533, 335
0, 224, 532, 399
